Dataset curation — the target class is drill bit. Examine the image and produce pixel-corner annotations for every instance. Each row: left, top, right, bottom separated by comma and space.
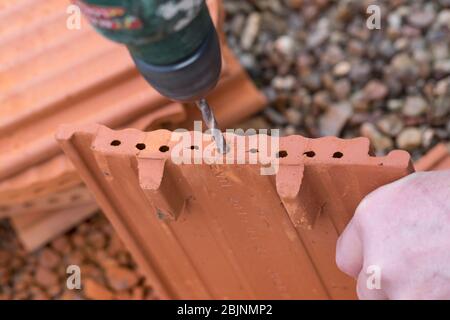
196, 99, 228, 154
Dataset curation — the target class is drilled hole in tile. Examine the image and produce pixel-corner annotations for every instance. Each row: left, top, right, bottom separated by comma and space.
190, 145, 199, 150
277, 150, 288, 158
249, 148, 258, 153
111, 140, 121, 146
159, 145, 169, 153
333, 152, 343, 158
136, 143, 146, 150
304, 151, 315, 158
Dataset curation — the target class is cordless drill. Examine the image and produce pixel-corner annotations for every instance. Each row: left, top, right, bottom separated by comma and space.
76, 0, 226, 153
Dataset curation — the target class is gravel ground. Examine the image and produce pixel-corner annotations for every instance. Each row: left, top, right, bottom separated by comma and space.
227, 0, 450, 160
0, 214, 155, 300
1, 0, 449, 300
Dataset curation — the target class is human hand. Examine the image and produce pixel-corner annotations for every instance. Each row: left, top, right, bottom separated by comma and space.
336, 170, 450, 299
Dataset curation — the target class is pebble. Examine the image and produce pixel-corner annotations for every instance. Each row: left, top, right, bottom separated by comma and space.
274, 35, 297, 57
271, 75, 297, 91
376, 114, 404, 137
285, 108, 303, 126
333, 79, 351, 100
263, 107, 287, 126
363, 80, 389, 101
38, 248, 61, 269
319, 102, 352, 136
35, 267, 59, 288
396, 128, 423, 150
387, 99, 403, 111
106, 265, 140, 291
402, 96, 429, 117
1, 213, 152, 300
333, 61, 351, 77
51, 237, 72, 254
407, 10, 435, 29
241, 13, 261, 50
422, 129, 435, 148
361, 123, 394, 152
349, 62, 371, 84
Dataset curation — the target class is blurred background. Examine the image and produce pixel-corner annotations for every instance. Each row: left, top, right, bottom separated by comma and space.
1, 0, 449, 299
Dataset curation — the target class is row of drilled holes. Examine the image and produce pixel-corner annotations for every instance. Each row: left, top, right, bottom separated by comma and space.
277, 150, 344, 158
110, 140, 345, 159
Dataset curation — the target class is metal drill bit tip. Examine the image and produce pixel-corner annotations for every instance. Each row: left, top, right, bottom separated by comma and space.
196, 99, 228, 154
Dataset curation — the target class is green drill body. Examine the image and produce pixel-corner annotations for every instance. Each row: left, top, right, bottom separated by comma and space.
78, 0, 213, 65
78, 0, 227, 153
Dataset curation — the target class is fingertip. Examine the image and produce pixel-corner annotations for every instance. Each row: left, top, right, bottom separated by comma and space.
336, 220, 363, 278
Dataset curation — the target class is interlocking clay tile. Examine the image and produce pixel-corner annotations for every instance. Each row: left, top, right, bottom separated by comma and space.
10, 202, 98, 252
0, 0, 266, 182
56, 124, 413, 299
0, 104, 186, 251
414, 143, 450, 171
0, 103, 185, 212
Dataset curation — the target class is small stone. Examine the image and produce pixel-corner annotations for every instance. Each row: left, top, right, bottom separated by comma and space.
285, 108, 302, 125
230, 14, 245, 36
306, 18, 329, 48
349, 62, 371, 84
35, 267, 59, 288
402, 96, 429, 117
282, 125, 297, 136
274, 35, 296, 57
333, 61, 351, 77
333, 79, 351, 100
319, 102, 352, 136
302, 72, 321, 91
363, 80, 389, 101
407, 10, 435, 29
376, 114, 404, 137
106, 266, 139, 291
271, 75, 296, 91
286, 0, 303, 9
391, 53, 419, 78
0, 250, 11, 266
71, 233, 85, 248
241, 13, 261, 50
422, 129, 435, 149
87, 231, 107, 250
51, 237, 72, 254
396, 128, 423, 151
434, 60, 450, 75
361, 123, 394, 152
263, 107, 287, 126
350, 91, 369, 112
84, 278, 114, 300
437, 10, 450, 28
387, 99, 403, 111
38, 248, 61, 269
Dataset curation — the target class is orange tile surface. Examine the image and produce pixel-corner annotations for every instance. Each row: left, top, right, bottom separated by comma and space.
56, 124, 413, 299
0, 0, 266, 182
0, 0, 266, 251
415, 143, 450, 172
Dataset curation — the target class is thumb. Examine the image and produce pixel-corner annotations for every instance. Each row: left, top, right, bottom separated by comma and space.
336, 218, 363, 278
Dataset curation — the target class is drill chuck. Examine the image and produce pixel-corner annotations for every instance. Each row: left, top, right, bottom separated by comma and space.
132, 26, 222, 102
